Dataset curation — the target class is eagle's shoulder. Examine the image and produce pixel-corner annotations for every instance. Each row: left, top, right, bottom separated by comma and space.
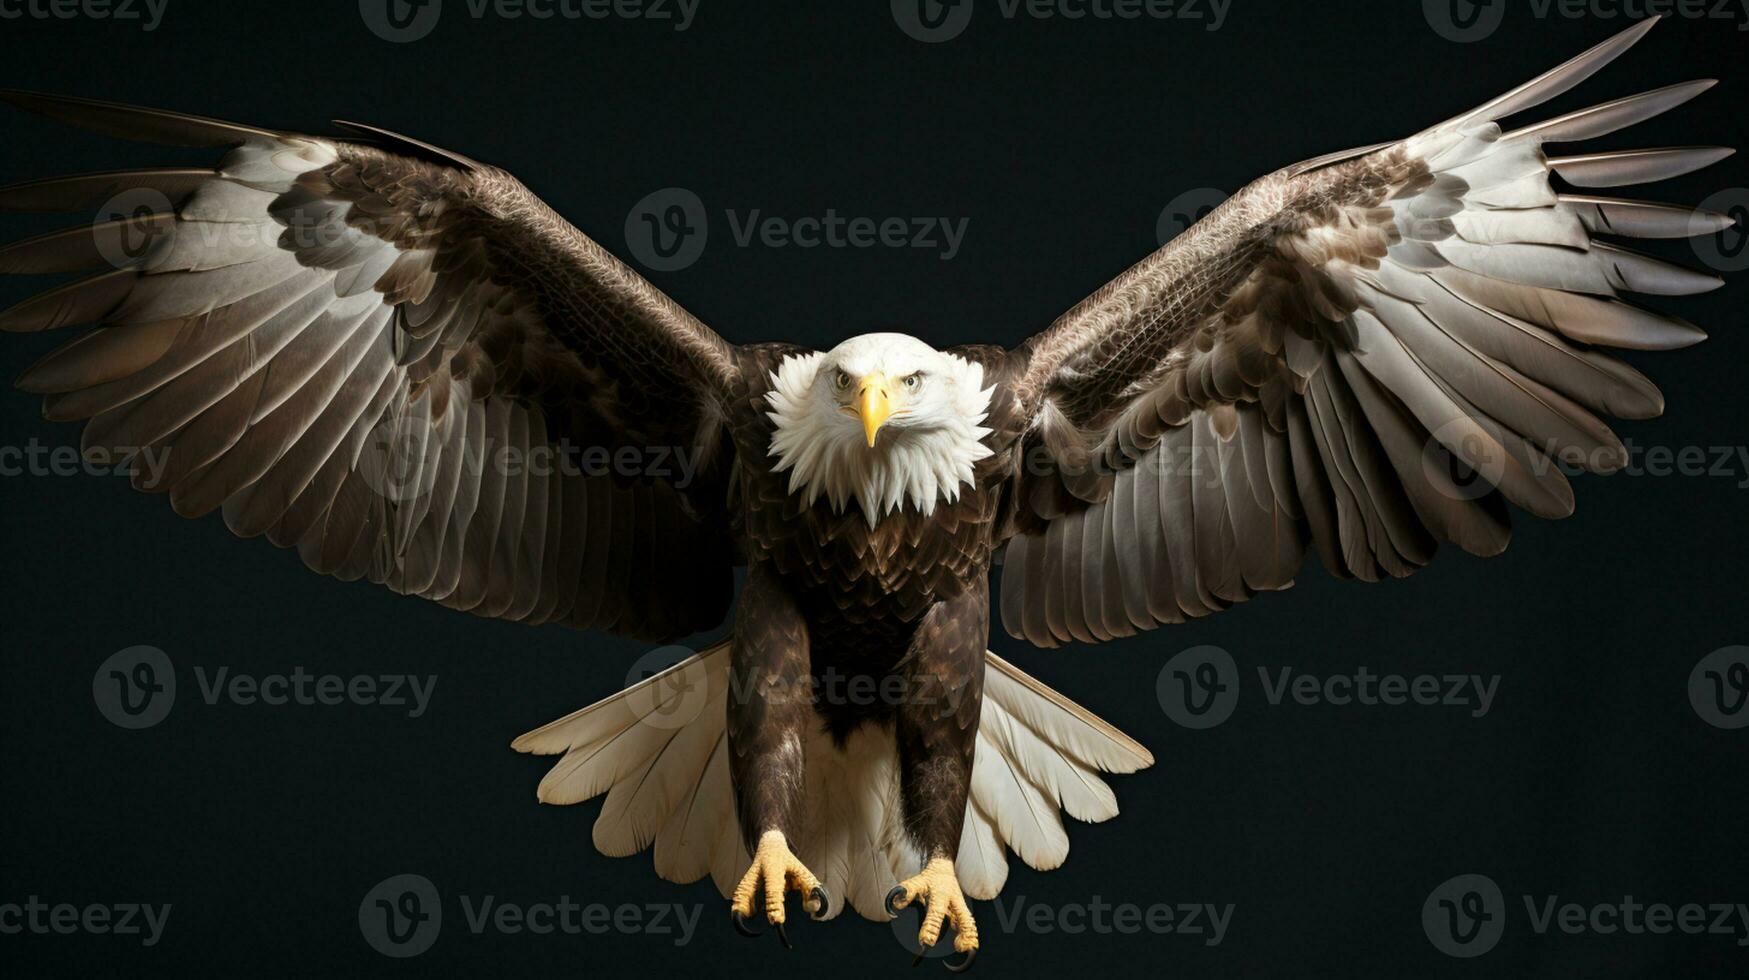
733, 343, 815, 393
944, 344, 1030, 457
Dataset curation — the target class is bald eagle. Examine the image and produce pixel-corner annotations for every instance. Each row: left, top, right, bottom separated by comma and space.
0, 17, 1732, 967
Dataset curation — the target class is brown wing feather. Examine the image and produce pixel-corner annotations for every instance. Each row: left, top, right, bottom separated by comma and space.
0, 90, 740, 642
1000, 18, 1731, 647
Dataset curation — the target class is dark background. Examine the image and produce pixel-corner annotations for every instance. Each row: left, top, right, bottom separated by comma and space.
1, 1, 1745, 976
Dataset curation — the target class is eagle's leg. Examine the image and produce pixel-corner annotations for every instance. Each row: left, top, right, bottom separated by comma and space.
726, 561, 828, 944
887, 579, 987, 969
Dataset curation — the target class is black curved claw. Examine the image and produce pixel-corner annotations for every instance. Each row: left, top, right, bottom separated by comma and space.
885, 885, 910, 918
774, 920, 794, 949
806, 885, 831, 921
731, 908, 764, 939
945, 948, 977, 972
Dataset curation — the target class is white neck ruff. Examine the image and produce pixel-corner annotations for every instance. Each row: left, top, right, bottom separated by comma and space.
765, 351, 994, 527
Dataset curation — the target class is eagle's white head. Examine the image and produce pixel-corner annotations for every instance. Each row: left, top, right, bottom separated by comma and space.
765, 333, 995, 527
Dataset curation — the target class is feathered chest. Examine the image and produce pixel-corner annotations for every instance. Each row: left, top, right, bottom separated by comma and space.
727, 344, 1025, 621
739, 453, 1009, 622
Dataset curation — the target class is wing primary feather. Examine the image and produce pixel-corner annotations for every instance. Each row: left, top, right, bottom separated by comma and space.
1440, 17, 1661, 131
1548, 146, 1735, 188
1561, 195, 1737, 239
0, 169, 215, 213
0, 89, 281, 146
1504, 80, 1717, 143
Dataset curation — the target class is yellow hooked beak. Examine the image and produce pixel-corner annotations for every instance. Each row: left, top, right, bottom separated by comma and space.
858, 374, 895, 447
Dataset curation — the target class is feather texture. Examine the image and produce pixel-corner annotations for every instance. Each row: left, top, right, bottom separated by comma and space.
1000, 17, 1730, 647
515, 646, 1151, 919
0, 89, 743, 642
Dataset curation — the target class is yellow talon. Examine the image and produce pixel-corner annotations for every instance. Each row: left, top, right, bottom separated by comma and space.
887, 856, 980, 958
730, 830, 828, 937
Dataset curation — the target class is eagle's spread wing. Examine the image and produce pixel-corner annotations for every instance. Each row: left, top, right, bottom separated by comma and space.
0, 92, 740, 641
1000, 18, 1733, 648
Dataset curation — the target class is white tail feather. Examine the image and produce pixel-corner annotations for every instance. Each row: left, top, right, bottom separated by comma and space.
512, 645, 1154, 920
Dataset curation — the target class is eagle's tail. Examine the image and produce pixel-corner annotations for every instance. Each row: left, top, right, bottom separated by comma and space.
511, 645, 1154, 921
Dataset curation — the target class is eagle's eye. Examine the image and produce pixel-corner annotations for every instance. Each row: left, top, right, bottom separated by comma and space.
833, 369, 851, 391
903, 373, 922, 390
